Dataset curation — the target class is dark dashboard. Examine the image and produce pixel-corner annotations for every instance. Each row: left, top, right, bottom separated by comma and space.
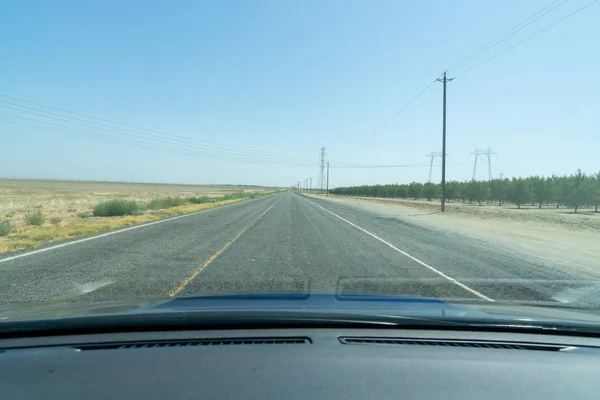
1, 328, 599, 399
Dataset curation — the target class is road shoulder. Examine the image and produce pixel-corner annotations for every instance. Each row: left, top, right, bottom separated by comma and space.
308, 195, 600, 278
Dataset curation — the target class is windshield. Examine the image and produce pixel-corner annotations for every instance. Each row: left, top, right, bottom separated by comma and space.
1, 1, 599, 322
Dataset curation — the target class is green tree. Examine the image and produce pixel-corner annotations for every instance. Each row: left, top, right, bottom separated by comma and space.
445, 181, 457, 202
395, 185, 408, 199
463, 180, 488, 205
532, 176, 554, 208
330, 169, 597, 212
408, 182, 423, 200
489, 179, 508, 206
508, 178, 529, 209
552, 175, 566, 208
463, 181, 475, 203
562, 169, 589, 213
593, 172, 600, 213
472, 181, 489, 206
423, 183, 438, 201
457, 181, 468, 203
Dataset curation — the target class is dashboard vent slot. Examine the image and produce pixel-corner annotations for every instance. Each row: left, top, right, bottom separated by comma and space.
339, 337, 570, 351
76, 337, 310, 350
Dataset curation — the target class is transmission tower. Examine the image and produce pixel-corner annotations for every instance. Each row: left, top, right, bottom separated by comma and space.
426, 152, 443, 183
318, 147, 327, 191
470, 148, 496, 181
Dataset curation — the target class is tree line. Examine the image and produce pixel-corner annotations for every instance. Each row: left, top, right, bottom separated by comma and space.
330, 170, 600, 213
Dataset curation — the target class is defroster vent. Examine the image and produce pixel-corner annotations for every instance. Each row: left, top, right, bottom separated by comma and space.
338, 337, 572, 351
76, 337, 310, 350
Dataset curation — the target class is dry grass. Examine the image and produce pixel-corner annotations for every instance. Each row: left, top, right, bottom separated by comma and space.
0, 179, 275, 253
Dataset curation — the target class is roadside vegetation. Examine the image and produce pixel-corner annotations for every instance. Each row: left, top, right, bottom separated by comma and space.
0, 220, 12, 237
93, 199, 141, 217
92, 192, 263, 217
144, 196, 186, 210
0, 191, 275, 253
331, 170, 600, 213
24, 211, 45, 226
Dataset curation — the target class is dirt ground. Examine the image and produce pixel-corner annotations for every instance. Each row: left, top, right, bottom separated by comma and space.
314, 195, 600, 278
340, 196, 600, 231
0, 179, 272, 231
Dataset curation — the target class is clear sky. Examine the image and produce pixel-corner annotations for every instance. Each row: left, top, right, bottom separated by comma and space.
1, 0, 598, 187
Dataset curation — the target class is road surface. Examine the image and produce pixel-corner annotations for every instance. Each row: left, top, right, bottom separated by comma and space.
0, 190, 594, 305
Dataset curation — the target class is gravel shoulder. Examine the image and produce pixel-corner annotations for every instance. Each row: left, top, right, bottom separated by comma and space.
311, 195, 600, 278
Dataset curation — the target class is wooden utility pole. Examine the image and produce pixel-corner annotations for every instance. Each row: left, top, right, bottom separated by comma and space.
326, 162, 330, 196
437, 71, 453, 212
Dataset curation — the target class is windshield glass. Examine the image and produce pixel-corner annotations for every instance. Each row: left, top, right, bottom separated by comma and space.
1, 1, 599, 321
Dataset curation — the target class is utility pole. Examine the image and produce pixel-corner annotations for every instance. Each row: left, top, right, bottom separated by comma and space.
318, 147, 327, 193
308, 178, 313, 194
426, 152, 443, 183
326, 162, 330, 196
436, 71, 454, 212
487, 150, 492, 181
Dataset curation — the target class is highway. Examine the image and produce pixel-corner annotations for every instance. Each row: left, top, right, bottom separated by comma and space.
0, 190, 593, 305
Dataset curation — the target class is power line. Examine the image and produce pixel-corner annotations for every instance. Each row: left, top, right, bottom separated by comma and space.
0, 106, 385, 169
363, 2, 571, 147
0, 113, 316, 167
0, 113, 296, 166
0, 114, 235, 163
0, 93, 315, 163
0, 103, 313, 164
368, 78, 439, 140
454, 0, 598, 78
410, 86, 441, 113
0, 99, 361, 168
448, 0, 569, 72
0, 101, 310, 163
0, 102, 312, 164
331, 164, 428, 169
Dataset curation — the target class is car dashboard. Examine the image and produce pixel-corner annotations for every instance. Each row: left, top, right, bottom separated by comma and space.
1, 328, 599, 399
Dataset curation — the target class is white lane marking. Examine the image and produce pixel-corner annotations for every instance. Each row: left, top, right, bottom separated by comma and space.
0, 195, 278, 264
303, 197, 494, 301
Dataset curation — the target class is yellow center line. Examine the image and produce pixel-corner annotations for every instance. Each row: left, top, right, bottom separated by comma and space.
168, 198, 282, 296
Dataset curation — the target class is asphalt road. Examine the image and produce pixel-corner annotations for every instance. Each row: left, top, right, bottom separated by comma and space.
0, 190, 594, 306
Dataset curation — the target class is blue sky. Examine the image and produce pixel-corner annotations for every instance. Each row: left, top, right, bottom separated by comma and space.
1, 0, 598, 187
